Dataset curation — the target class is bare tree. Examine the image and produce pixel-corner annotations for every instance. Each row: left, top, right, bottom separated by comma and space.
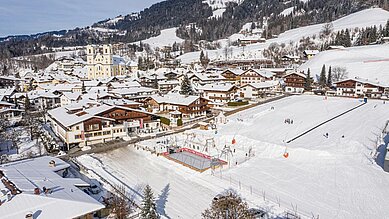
110, 184, 132, 219
320, 22, 334, 39
7, 128, 23, 154
332, 66, 349, 82
202, 190, 254, 219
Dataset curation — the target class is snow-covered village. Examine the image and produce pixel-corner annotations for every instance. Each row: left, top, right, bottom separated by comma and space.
1, 0, 389, 218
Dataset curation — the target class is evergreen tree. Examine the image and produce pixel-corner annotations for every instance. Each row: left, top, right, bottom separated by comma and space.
24, 94, 31, 112
199, 50, 210, 69
327, 66, 332, 87
153, 76, 159, 90
344, 29, 351, 47
305, 68, 312, 91
319, 64, 327, 87
140, 185, 159, 219
180, 74, 194, 95
81, 81, 86, 94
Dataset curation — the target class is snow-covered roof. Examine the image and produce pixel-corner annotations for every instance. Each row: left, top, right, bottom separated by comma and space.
222, 68, 245, 76
189, 72, 225, 81
109, 81, 141, 89
112, 55, 126, 66
158, 80, 180, 85
150, 93, 201, 106
62, 92, 82, 101
199, 83, 236, 92
111, 87, 156, 96
243, 69, 275, 78
303, 50, 320, 55
0, 156, 104, 219
28, 90, 59, 99
284, 72, 307, 79
48, 103, 156, 128
0, 88, 15, 96
334, 77, 389, 88
242, 81, 279, 89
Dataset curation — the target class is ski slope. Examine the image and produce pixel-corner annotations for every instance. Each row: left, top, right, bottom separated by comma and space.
132, 28, 184, 49
177, 8, 389, 64
78, 95, 389, 218
299, 44, 389, 83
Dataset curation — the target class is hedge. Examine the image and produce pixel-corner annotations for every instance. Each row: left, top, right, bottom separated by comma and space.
160, 117, 170, 125
227, 101, 249, 106
177, 118, 183, 126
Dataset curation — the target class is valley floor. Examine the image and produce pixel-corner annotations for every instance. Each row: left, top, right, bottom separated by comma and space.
78, 95, 389, 218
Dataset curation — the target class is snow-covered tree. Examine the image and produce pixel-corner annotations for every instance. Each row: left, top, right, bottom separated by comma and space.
140, 185, 160, 219
202, 190, 254, 219
327, 66, 332, 87
319, 64, 327, 87
305, 68, 312, 91
180, 74, 194, 95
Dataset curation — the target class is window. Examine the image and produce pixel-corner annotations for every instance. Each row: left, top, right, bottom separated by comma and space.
85, 133, 93, 138
94, 132, 102, 137
75, 134, 82, 139
76, 126, 79, 130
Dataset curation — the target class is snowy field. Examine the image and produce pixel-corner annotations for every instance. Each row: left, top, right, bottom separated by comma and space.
78, 95, 389, 218
299, 44, 389, 83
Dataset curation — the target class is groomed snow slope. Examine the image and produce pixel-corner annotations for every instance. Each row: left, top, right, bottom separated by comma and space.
177, 8, 389, 64
132, 28, 184, 49
78, 95, 389, 218
299, 44, 389, 83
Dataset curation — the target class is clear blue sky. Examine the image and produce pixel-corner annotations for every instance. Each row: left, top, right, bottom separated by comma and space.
0, 0, 162, 37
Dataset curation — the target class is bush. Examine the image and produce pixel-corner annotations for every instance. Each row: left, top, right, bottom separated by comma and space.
227, 101, 249, 107
160, 117, 170, 126
177, 118, 183, 126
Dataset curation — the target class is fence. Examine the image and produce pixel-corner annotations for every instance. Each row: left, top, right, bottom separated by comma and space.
70, 157, 142, 217
212, 169, 319, 219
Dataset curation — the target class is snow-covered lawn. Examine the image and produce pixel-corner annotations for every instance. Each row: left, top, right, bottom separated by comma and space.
78, 95, 389, 218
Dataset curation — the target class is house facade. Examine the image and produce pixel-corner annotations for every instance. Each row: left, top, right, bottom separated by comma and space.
47, 104, 161, 149
147, 94, 210, 119
239, 81, 280, 99
240, 69, 274, 86
199, 83, 237, 103
283, 72, 306, 94
334, 78, 388, 98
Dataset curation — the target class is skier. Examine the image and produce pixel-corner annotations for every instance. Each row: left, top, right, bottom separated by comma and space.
291, 120, 294, 124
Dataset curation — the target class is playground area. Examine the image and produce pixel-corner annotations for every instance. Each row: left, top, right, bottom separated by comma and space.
77, 95, 389, 218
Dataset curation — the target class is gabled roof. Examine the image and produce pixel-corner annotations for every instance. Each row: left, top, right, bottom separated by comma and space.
62, 92, 82, 101
199, 83, 236, 92
150, 93, 201, 106
0, 156, 104, 219
242, 69, 275, 78
303, 50, 320, 55
48, 103, 157, 128
242, 81, 279, 89
284, 72, 307, 79
334, 77, 388, 88
222, 69, 245, 76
